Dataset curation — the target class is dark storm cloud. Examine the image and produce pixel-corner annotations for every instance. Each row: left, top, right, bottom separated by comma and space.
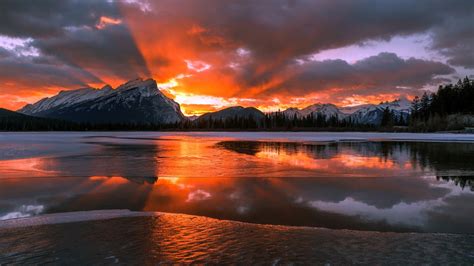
120, 0, 473, 97
430, 17, 474, 69
0, 0, 149, 85
0, 0, 120, 38
0, 51, 101, 92
146, 0, 473, 76
262, 53, 454, 97
164, 0, 471, 56
32, 23, 150, 80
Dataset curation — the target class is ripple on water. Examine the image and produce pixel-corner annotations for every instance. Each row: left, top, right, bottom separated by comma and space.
0, 212, 473, 264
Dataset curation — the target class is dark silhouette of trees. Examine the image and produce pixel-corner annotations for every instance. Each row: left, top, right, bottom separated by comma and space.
409, 76, 474, 131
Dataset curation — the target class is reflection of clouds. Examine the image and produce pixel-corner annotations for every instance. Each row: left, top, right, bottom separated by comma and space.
237, 206, 249, 214
2, 136, 474, 233
229, 191, 240, 200
186, 190, 211, 202
0, 205, 44, 220
309, 197, 443, 227
0, 157, 59, 178
307, 179, 470, 228
256, 150, 398, 171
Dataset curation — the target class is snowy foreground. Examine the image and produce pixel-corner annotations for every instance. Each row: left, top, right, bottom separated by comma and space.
0, 210, 473, 264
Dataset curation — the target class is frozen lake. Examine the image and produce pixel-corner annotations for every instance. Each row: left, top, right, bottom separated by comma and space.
0, 132, 473, 263
1, 131, 473, 232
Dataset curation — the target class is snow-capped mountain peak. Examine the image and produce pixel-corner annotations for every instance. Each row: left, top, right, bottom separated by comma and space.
281, 97, 411, 125
283, 103, 346, 119
18, 78, 185, 125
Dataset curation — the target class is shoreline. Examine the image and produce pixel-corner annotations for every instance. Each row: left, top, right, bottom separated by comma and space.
1, 210, 473, 264
0, 209, 471, 236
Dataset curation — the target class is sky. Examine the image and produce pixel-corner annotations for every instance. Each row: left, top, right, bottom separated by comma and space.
0, 0, 473, 115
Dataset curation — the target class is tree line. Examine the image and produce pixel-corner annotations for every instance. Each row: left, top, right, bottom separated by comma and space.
410, 77, 474, 131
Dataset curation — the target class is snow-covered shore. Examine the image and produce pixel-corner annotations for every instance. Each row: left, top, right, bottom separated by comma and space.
0, 210, 473, 264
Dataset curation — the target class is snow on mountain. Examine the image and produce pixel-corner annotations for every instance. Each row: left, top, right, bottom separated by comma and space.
281, 98, 411, 125
186, 115, 200, 121
347, 98, 411, 125
19, 85, 114, 114
19, 78, 185, 125
281, 107, 301, 118
283, 103, 346, 120
339, 104, 373, 114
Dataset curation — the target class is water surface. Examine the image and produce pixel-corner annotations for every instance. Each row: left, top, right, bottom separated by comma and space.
1, 132, 473, 233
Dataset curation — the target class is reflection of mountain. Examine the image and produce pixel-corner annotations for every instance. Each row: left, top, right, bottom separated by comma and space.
42, 142, 161, 179
217, 140, 474, 188
123, 176, 158, 185
2, 137, 474, 233
216, 141, 338, 158
436, 176, 474, 191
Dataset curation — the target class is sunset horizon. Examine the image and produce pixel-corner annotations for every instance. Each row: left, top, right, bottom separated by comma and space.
1, 1, 473, 264
1, 1, 472, 115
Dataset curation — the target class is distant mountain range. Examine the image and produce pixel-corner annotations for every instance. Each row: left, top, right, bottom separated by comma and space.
195, 98, 411, 125
14, 78, 412, 127
279, 98, 411, 125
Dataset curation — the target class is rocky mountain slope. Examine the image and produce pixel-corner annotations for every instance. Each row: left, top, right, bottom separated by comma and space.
19, 78, 185, 125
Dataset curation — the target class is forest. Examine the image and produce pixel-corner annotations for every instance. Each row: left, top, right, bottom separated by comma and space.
410, 77, 474, 132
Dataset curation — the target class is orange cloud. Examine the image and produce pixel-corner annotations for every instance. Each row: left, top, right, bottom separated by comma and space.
0, 1, 455, 114
96, 16, 122, 29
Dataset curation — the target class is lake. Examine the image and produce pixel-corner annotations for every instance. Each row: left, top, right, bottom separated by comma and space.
0, 132, 473, 263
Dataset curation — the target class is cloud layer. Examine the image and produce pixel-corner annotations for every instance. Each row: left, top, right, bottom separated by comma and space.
0, 0, 472, 113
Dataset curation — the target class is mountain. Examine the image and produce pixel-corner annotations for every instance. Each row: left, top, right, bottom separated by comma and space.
347, 98, 411, 125
281, 98, 411, 125
186, 115, 200, 121
0, 108, 25, 118
0, 108, 78, 130
339, 104, 373, 114
283, 103, 347, 120
19, 78, 185, 125
197, 106, 265, 122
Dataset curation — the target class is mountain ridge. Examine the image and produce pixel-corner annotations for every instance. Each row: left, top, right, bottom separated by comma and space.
279, 97, 411, 125
18, 78, 412, 126
19, 78, 185, 125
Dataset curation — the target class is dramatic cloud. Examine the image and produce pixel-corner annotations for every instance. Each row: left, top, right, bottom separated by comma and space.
265, 53, 454, 98
430, 16, 474, 69
0, 0, 120, 38
0, 0, 472, 113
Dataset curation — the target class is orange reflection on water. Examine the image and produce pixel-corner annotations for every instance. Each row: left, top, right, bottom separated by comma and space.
0, 157, 57, 178
89, 176, 129, 185
154, 137, 249, 178
256, 148, 397, 172
337, 154, 395, 169
143, 176, 237, 212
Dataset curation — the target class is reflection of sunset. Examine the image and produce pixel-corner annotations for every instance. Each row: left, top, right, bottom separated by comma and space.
89, 176, 129, 185
255, 148, 396, 172
337, 154, 395, 169
0, 157, 57, 178
2, 136, 473, 234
